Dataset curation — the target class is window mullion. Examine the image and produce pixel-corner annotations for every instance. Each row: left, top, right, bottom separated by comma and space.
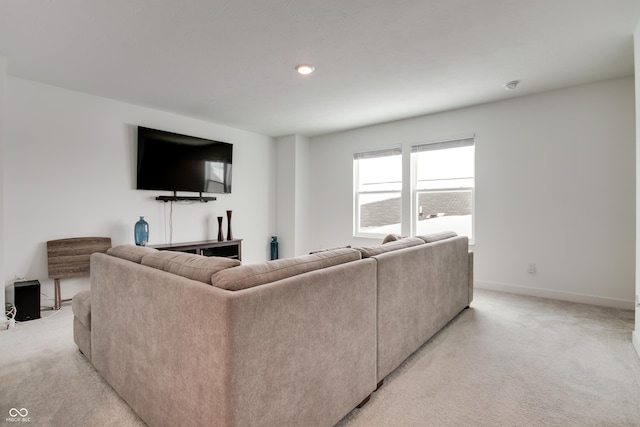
401, 146, 412, 237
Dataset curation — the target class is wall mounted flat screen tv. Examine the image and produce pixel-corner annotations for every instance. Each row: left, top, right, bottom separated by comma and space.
136, 127, 232, 194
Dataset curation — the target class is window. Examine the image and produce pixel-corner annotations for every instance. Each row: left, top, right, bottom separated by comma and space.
412, 138, 474, 240
353, 148, 402, 236
353, 138, 474, 240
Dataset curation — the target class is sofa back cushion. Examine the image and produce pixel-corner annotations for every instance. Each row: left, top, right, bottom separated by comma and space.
416, 231, 458, 243
107, 245, 158, 263
308, 245, 351, 254
141, 251, 240, 284
211, 248, 362, 291
355, 237, 424, 258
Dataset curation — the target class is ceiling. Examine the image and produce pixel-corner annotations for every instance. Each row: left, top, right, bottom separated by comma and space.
1, 0, 639, 138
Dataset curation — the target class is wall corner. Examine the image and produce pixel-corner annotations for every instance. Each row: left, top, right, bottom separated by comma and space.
0, 55, 7, 322
634, 19, 640, 358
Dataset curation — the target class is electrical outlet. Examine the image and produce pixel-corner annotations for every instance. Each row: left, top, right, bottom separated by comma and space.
636, 295, 640, 307
15, 273, 26, 281
528, 263, 536, 274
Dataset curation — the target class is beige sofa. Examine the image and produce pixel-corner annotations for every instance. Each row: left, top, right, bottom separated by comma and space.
355, 232, 473, 383
72, 232, 472, 427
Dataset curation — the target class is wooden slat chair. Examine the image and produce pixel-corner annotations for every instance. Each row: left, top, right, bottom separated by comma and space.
47, 237, 112, 310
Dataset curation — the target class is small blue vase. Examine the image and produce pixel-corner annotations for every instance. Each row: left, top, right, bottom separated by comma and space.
134, 216, 149, 246
270, 236, 278, 260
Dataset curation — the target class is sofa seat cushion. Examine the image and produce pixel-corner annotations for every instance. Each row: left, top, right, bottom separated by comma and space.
356, 237, 424, 258
211, 248, 362, 291
416, 231, 458, 243
107, 245, 158, 263
141, 251, 240, 284
72, 290, 92, 329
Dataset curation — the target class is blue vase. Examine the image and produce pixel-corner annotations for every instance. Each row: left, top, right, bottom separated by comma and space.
270, 236, 278, 260
134, 216, 149, 246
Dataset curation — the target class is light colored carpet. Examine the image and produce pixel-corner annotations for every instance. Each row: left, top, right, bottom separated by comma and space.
0, 306, 145, 427
338, 291, 640, 427
1, 289, 639, 427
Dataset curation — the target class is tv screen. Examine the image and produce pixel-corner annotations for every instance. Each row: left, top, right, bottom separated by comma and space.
136, 127, 232, 194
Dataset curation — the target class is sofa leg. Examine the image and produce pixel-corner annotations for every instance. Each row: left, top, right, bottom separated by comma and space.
357, 394, 371, 408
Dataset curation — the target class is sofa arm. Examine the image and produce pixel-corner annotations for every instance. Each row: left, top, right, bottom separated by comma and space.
91, 253, 235, 426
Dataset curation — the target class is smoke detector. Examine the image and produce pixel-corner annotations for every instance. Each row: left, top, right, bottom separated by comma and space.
504, 80, 520, 90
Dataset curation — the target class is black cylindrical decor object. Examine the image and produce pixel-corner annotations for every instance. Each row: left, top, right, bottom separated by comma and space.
226, 210, 233, 240
217, 216, 224, 241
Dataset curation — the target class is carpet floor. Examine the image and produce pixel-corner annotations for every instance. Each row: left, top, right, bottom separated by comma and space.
1, 289, 639, 426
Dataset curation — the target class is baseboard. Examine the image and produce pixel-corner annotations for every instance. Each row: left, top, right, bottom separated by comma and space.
633, 330, 640, 359
475, 281, 635, 310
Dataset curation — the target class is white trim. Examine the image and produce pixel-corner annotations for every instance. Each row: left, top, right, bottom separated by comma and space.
475, 280, 635, 310
411, 137, 475, 152
633, 330, 640, 359
353, 157, 359, 236
353, 147, 402, 159
409, 133, 476, 148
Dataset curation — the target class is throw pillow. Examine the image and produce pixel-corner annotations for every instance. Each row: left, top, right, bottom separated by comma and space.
382, 234, 402, 244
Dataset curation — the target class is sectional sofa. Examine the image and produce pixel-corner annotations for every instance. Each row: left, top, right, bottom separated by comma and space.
72, 232, 473, 427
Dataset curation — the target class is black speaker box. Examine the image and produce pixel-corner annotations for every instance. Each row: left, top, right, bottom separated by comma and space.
15, 280, 41, 321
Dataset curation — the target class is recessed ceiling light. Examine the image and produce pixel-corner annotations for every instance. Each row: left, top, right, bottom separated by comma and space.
504, 80, 520, 90
295, 64, 315, 75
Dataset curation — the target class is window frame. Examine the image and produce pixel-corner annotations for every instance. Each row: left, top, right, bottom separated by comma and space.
352, 137, 475, 243
353, 147, 403, 238
410, 137, 475, 242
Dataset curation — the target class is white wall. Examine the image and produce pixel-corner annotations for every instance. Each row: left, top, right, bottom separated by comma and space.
294, 135, 310, 255
0, 57, 6, 319
310, 77, 636, 309
4, 77, 276, 305
275, 134, 311, 258
276, 135, 297, 258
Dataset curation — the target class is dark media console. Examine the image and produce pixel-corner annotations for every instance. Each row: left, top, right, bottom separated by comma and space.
151, 239, 242, 260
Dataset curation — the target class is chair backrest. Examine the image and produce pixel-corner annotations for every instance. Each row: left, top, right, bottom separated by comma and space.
47, 237, 112, 279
